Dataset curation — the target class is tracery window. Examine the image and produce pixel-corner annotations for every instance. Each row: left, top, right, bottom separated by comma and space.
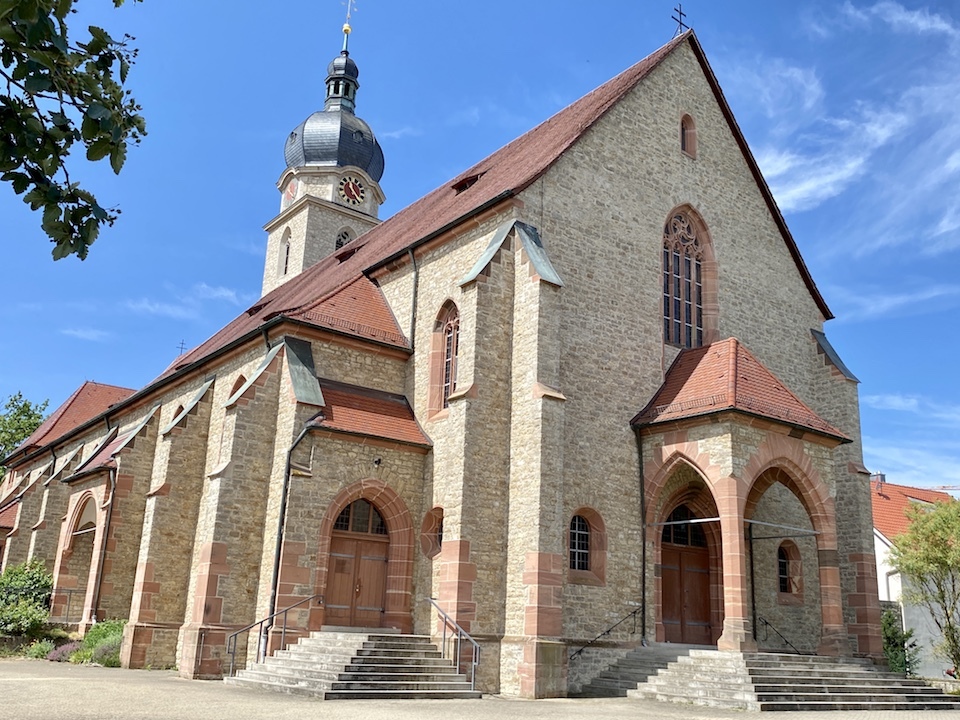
569, 515, 590, 571
662, 212, 704, 348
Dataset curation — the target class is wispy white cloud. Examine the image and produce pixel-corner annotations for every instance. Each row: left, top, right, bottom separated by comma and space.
191, 283, 243, 305
830, 283, 960, 321
862, 393, 920, 412
380, 126, 421, 140
125, 282, 249, 322
126, 299, 199, 320
862, 393, 960, 487
843, 1, 960, 38
60, 328, 110, 342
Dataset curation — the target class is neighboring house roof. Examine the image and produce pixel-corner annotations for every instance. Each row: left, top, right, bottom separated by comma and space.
632, 338, 848, 442
872, 479, 954, 543
315, 379, 431, 448
3, 381, 134, 466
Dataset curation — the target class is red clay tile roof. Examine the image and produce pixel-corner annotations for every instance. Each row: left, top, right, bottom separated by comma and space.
632, 338, 848, 441
0, 502, 16, 530
150, 34, 691, 386
315, 379, 430, 448
6, 381, 134, 464
872, 479, 954, 541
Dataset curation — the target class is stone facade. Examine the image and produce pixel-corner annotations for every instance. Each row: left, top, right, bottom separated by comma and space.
0, 32, 880, 698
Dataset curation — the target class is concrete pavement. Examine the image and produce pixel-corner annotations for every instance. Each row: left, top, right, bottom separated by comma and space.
2, 658, 958, 720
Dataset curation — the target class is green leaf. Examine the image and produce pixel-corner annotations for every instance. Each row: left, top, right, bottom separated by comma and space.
86, 138, 111, 161
80, 114, 99, 141
85, 102, 111, 121
23, 74, 52, 94
109, 142, 126, 174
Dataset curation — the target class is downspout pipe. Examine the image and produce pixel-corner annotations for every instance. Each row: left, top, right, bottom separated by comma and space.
632, 425, 648, 644
89, 466, 117, 626
263, 413, 324, 646
407, 248, 419, 349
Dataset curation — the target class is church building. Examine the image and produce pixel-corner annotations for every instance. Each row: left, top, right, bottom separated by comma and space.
0, 26, 882, 698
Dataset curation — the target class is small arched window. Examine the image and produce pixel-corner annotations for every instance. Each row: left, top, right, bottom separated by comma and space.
778, 546, 790, 593
661, 505, 707, 547
336, 227, 354, 250
777, 540, 802, 600
680, 114, 697, 158
568, 508, 607, 585
569, 515, 590, 571
279, 228, 292, 276
662, 212, 704, 349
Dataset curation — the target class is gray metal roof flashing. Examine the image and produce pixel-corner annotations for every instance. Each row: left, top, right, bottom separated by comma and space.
284, 337, 326, 407
811, 329, 859, 382
161, 378, 215, 436
459, 219, 564, 288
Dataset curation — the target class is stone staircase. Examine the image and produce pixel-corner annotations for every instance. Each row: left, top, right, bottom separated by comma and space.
573, 644, 698, 697
627, 649, 960, 711
224, 629, 481, 700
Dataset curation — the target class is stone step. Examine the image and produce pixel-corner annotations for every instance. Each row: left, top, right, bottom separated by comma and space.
224, 630, 480, 701
324, 689, 482, 700
758, 700, 960, 711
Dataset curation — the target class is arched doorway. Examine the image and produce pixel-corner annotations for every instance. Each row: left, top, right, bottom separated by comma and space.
661, 504, 713, 645
324, 498, 389, 627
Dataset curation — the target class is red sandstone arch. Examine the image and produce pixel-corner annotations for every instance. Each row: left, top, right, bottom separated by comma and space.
315, 479, 414, 632
649, 458, 724, 645
742, 442, 847, 655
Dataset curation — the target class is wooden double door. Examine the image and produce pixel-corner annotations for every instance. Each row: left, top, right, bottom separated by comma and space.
661, 543, 712, 645
325, 533, 389, 627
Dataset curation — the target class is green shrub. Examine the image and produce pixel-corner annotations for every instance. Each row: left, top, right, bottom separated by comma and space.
0, 561, 52, 636
0, 597, 50, 636
882, 607, 920, 675
69, 647, 94, 664
81, 619, 125, 650
91, 636, 122, 667
25, 638, 55, 658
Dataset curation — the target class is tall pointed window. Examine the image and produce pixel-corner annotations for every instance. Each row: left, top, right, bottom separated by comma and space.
680, 114, 697, 158
440, 305, 460, 408
663, 212, 704, 348
429, 301, 461, 416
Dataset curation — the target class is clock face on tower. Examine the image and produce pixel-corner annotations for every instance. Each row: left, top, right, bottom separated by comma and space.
338, 175, 366, 206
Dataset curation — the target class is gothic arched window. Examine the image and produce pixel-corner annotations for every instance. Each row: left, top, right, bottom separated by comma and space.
439, 304, 460, 408
663, 212, 704, 348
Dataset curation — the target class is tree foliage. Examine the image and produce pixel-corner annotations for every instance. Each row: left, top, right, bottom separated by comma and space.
0, 391, 47, 475
891, 499, 960, 673
0, 0, 146, 259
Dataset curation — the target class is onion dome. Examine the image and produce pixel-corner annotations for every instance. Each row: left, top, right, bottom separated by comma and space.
282, 26, 384, 182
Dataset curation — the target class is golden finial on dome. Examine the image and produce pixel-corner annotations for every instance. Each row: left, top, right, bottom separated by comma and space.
341, 0, 355, 52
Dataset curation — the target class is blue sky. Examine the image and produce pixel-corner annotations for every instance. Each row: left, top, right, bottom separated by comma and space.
1, 1, 958, 491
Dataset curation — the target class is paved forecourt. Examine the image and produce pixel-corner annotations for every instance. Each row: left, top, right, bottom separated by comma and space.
2, 659, 958, 720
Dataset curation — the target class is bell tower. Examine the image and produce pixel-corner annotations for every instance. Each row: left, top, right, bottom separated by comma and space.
262, 19, 385, 297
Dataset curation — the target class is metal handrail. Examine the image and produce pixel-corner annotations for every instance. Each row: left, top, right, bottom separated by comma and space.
425, 597, 480, 690
757, 615, 807, 655
225, 593, 323, 676
569, 606, 642, 661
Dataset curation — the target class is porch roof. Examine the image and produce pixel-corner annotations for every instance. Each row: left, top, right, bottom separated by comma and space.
631, 338, 849, 443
